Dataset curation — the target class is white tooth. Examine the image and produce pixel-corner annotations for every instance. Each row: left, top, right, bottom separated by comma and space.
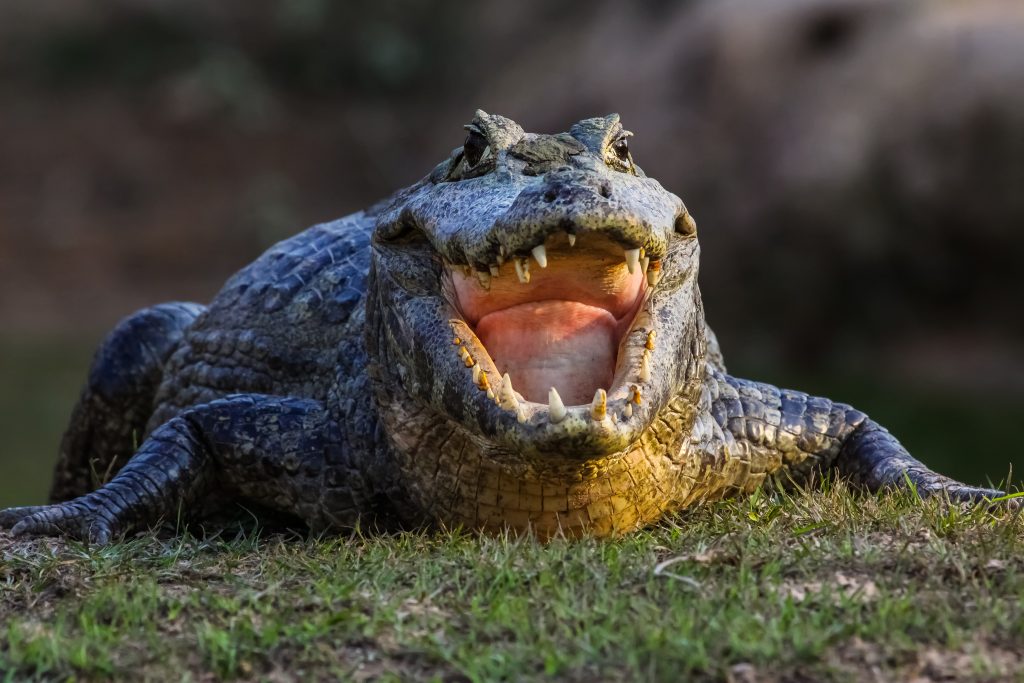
517, 407, 527, 424
639, 351, 651, 382
499, 373, 518, 410
548, 387, 566, 423
590, 388, 607, 421
624, 248, 640, 274
623, 402, 633, 418
647, 269, 662, 287
567, 233, 576, 247
514, 258, 531, 283
472, 364, 482, 384
640, 256, 650, 274
489, 265, 500, 277
476, 270, 491, 290
531, 244, 548, 268
486, 388, 495, 400
499, 245, 507, 258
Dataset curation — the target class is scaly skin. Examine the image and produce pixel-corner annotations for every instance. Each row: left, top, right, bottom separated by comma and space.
0, 111, 1004, 543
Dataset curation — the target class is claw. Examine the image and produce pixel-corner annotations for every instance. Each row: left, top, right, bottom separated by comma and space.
1, 499, 117, 544
0, 505, 47, 529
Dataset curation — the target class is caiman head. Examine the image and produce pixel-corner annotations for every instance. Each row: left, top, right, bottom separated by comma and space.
366, 111, 708, 536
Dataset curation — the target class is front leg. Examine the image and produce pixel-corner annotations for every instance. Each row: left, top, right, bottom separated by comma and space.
0, 395, 368, 543
707, 368, 1004, 502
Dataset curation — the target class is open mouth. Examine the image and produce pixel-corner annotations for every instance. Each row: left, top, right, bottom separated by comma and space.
447, 230, 663, 422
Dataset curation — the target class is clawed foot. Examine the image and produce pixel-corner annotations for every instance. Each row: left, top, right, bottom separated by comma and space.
911, 474, 1019, 509
0, 494, 121, 544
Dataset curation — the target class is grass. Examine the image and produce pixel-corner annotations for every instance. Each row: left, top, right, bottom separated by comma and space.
2, 484, 1023, 682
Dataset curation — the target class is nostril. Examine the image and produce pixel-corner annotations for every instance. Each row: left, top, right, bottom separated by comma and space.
543, 189, 558, 203
674, 211, 697, 236
598, 183, 612, 199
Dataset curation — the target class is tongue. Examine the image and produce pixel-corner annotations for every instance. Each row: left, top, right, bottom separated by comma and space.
476, 300, 617, 406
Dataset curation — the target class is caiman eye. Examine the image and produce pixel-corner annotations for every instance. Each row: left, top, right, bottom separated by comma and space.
612, 137, 630, 162
463, 128, 489, 167
608, 131, 635, 173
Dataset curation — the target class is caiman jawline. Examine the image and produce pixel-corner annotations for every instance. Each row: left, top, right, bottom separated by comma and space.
449, 231, 652, 407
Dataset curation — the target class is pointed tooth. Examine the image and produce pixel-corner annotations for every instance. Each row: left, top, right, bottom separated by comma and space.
460, 346, 475, 367
567, 233, 576, 247
640, 256, 650, 274
516, 407, 528, 424
472, 364, 482, 384
645, 330, 657, 351
514, 258, 531, 283
639, 351, 651, 382
486, 388, 495, 400
476, 270, 491, 290
590, 388, 607, 421
624, 248, 640, 274
478, 370, 490, 392
548, 387, 567, 423
631, 384, 643, 405
647, 260, 662, 287
531, 244, 548, 268
499, 373, 518, 410
452, 336, 462, 346
623, 402, 633, 418
489, 264, 500, 277
639, 247, 646, 259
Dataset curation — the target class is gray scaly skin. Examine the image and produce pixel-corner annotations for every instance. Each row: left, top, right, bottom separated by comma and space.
0, 111, 1003, 543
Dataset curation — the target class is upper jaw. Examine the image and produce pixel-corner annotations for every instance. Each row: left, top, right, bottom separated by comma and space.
424, 172, 685, 280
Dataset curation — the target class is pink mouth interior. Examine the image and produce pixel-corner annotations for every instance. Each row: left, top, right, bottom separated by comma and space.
451, 234, 646, 405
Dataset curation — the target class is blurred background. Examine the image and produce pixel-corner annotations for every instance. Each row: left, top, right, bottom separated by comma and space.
2, 0, 1023, 506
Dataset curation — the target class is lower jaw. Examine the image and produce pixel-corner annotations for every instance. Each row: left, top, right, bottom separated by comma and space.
476, 299, 634, 405
378, 392, 676, 537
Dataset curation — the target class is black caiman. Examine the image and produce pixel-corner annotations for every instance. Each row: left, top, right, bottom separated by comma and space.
0, 112, 1004, 542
